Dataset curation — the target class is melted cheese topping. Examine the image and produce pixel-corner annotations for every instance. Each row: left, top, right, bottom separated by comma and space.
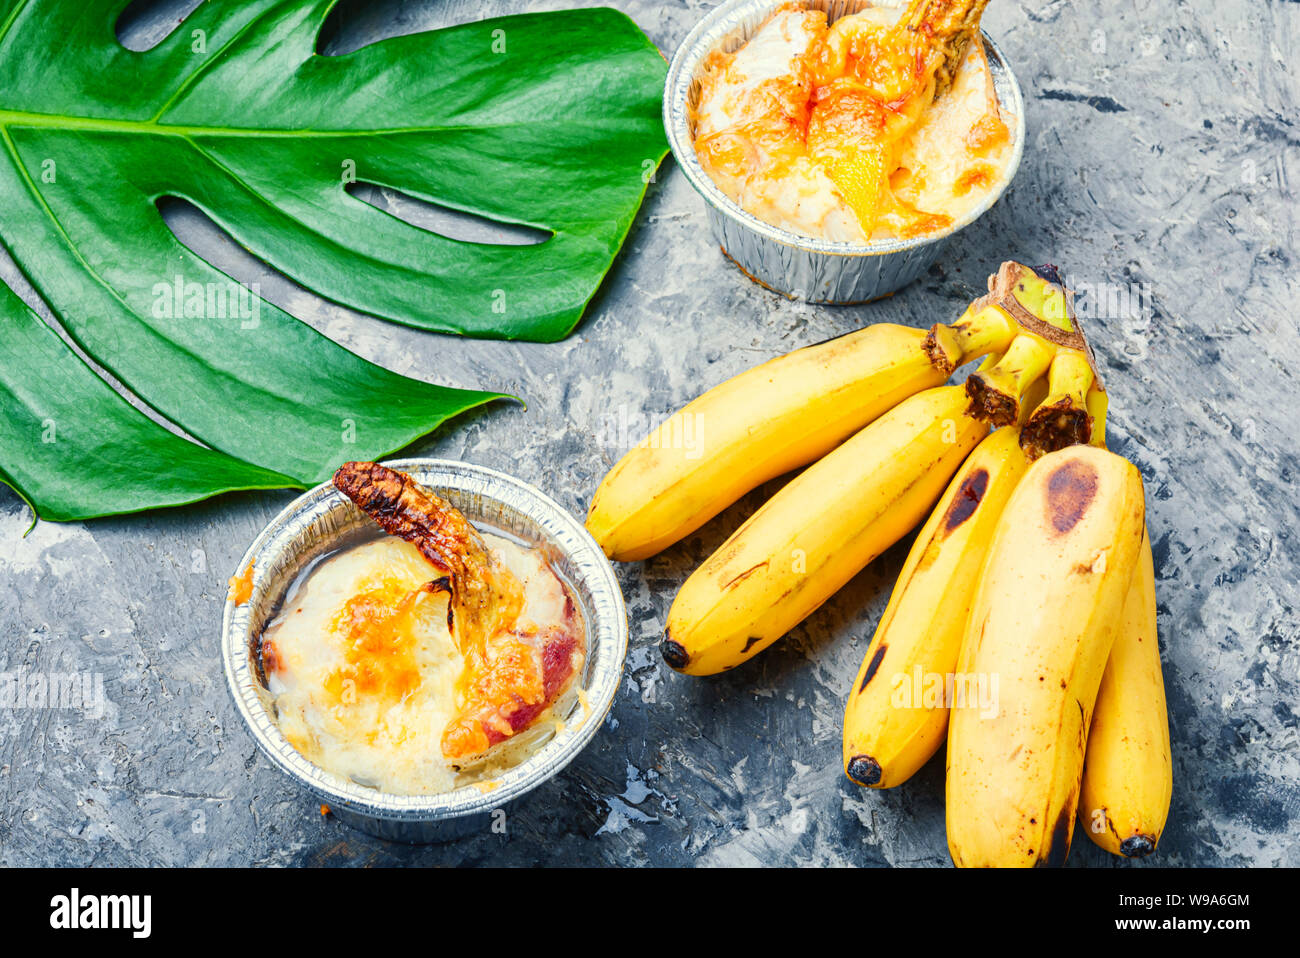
890, 39, 1013, 223
262, 534, 575, 796
693, 2, 1014, 243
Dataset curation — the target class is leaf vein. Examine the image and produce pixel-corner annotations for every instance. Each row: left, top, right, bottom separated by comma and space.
0, 108, 656, 139
0, 0, 33, 50
0, 124, 312, 455
149, 6, 274, 123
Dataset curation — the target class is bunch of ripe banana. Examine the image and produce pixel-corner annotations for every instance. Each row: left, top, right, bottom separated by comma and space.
585, 261, 1171, 867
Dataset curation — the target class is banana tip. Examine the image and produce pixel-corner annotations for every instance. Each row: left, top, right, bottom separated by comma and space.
846, 755, 882, 787
1120, 835, 1157, 858
660, 636, 689, 671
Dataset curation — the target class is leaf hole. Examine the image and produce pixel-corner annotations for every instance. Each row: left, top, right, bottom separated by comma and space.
314, 0, 462, 57
0, 241, 214, 449
115, 0, 205, 53
345, 182, 550, 247
156, 195, 309, 313
154, 196, 449, 356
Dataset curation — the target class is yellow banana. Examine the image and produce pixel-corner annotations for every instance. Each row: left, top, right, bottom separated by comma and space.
663, 384, 987, 676
842, 421, 1031, 788
945, 443, 1146, 867
1078, 402, 1170, 858
1079, 528, 1171, 857
841, 374, 1048, 789
585, 308, 1014, 561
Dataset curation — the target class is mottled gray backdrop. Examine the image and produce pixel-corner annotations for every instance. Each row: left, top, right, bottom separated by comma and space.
1, 0, 1297, 866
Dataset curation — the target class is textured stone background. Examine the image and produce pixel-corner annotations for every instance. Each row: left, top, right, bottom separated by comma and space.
1, 0, 1297, 866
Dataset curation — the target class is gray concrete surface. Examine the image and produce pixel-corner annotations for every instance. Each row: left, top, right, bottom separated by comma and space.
1, 0, 1297, 866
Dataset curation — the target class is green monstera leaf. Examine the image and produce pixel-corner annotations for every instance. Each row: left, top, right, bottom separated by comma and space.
0, 1, 668, 521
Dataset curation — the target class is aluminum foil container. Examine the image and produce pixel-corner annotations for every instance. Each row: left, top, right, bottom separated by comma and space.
221, 459, 628, 843
664, 0, 1025, 303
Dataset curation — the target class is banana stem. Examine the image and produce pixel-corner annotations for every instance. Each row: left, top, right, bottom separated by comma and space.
1020, 350, 1095, 459
963, 331, 1056, 426
923, 303, 1017, 375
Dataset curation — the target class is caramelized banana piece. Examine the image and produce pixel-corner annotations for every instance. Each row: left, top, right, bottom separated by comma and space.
441, 619, 583, 762
900, 0, 992, 100
333, 461, 523, 648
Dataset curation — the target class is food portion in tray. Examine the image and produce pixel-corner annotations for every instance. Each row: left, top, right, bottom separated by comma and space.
693, 0, 1015, 242
259, 463, 585, 796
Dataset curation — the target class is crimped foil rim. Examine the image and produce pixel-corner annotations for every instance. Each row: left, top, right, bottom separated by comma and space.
221, 459, 628, 822
663, 0, 1026, 257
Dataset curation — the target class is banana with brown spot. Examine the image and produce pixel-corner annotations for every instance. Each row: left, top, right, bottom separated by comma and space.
945, 443, 1146, 867
843, 421, 1032, 788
